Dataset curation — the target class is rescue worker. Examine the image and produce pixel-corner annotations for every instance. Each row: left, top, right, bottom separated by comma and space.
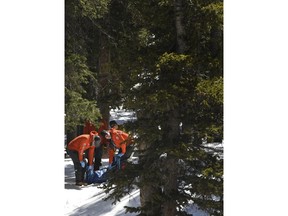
94, 119, 109, 170
83, 119, 109, 171
83, 120, 96, 134
102, 120, 132, 169
67, 131, 101, 186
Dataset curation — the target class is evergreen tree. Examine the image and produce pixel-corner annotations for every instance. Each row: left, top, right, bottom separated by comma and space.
65, 0, 223, 215
100, 0, 223, 215
65, 0, 101, 136
65, 0, 114, 135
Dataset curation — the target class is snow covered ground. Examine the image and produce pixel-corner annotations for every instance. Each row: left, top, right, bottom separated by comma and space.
65, 157, 209, 216
109, 108, 136, 126
65, 158, 140, 216
65, 109, 211, 215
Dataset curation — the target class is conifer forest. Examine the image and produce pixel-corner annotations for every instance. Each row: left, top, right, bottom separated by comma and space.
65, 0, 223, 215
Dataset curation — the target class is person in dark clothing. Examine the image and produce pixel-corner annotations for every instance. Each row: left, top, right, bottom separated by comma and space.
82, 119, 109, 171
101, 120, 133, 170
67, 131, 101, 186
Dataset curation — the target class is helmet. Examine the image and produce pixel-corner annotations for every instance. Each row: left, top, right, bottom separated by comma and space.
109, 120, 118, 128
100, 130, 110, 137
93, 135, 101, 147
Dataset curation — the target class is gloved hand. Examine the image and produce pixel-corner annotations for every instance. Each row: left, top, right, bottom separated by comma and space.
100, 130, 110, 138
87, 165, 94, 175
80, 161, 85, 168
115, 153, 124, 170
109, 140, 116, 150
115, 153, 124, 158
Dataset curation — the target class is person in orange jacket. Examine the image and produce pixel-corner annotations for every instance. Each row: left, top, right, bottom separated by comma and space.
104, 120, 132, 169
67, 131, 101, 186
94, 119, 109, 170
83, 119, 109, 171
83, 121, 96, 134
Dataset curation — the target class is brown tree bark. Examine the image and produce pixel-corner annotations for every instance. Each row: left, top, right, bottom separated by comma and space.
174, 0, 187, 54
139, 1, 188, 215
97, 32, 111, 125
162, 110, 179, 216
162, 1, 187, 215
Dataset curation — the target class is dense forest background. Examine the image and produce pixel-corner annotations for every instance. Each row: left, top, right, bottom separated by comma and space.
65, 0, 223, 215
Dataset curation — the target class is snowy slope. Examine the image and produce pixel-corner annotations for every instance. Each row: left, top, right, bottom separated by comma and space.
65, 109, 210, 215
65, 158, 209, 216
109, 108, 136, 125
65, 158, 140, 216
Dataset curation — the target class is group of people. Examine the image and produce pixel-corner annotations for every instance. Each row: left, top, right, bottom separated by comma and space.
66, 120, 132, 186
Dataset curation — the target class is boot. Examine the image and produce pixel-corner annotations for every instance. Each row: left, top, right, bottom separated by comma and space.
75, 182, 88, 186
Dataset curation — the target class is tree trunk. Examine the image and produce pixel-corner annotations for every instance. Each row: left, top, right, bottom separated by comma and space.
140, 183, 162, 215
139, 1, 187, 215
174, 0, 187, 53
162, 1, 187, 215
97, 32, 111, 125
162, 110, 179, 216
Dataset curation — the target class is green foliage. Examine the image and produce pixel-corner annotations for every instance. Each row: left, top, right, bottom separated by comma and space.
196, 77, 223, 105
65, 0, 223, 214
65, 53, 101, 132
98, 0, 223, 214
65, 0, 105, 133
192, 77, 223, 142
100, 162, 140, 202
65, 89, 101, 131
65, 54, 93, 93
202, 2, 223, 25
65, 48, 101, 133
79, 0, 110, 19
